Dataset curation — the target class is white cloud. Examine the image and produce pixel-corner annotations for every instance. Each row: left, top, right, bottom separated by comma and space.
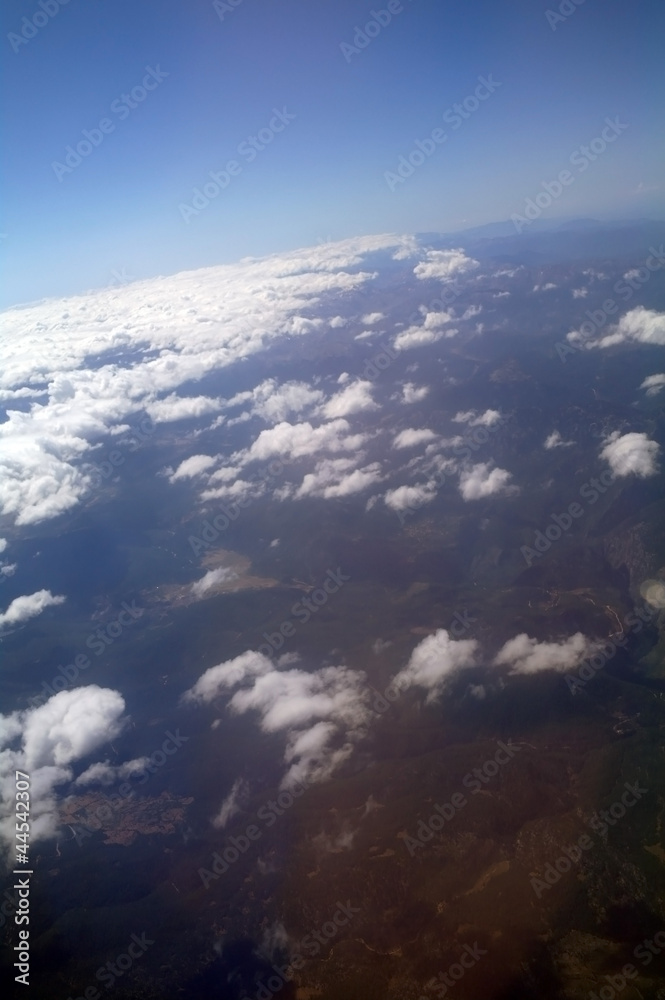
400, 383, 429, 404
0, 590, 65, 629
0, 539, 7, 554
0, 686, 128, 849
74, 756, 150, 787
292, 457, 383, 499
413, 249, 479, 282
0, 234, 413, 528
182, 650, 274, 705
241, 419, 365, 464
168, 454, 218, 482
393, 326, 444, 351
392, 629, 480, 703
545, 431, 575, 449
191, 567, 238, 598
393, 309, 457, 351
640, 374, 665, 396
572, 288, 588, 298
493, 632, 600, 675
458, 463, 514, 500
232, 379, 324, 425
383, 483, 436, 512
452, 409, 501, 427
393, 428, 437, 449
361, 312, 384, 324
146, 394, 222, 424
600, 431, 660, 478
572, 307, 665, 349
321, 380, 377, 419
183, 651, 371, 788
212, 777, 249, 829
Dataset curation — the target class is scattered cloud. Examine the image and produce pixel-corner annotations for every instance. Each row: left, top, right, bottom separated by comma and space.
600, 431, 660, 478
0, 590, 65, 630
383, 483, 436, 512
240, 419, 366, 466
572, 306, 665, 349
191, 567, 238, 598
393, 428, 437, 449
392, 629, 480, 703
413, 249, 479, 282
640, 373, 665, 396
458, 463, 514, 500
321, 380, 378, 419
0, 686, 128, 849
452, 409, 501, 427
0, 234, 413, 528
400, 382, 429, 404
212, 777, 249, 829
182, 651, 372, 788
545, 431, 575, 449
291, 457, 383, 499
168, 454, 219, 482
493, 632, 600, 675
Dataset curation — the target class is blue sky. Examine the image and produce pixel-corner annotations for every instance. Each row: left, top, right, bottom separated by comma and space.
2, 0, 663, 307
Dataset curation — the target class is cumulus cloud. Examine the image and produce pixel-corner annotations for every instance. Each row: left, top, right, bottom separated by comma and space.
168, 454, 218, 482
545, 431, 575, 449
240, 419, 365, 464
413, 249, 479, 282
571, 306, 665, 349
400, 382, 429, 404
361, 312, 384, 324
393, 310, 457, 352
321, 380, 378, 419
383, 483, 436, 512
493, 632, 600, 675
182, 650, 273, 705
458, 463, 514, 500
191, 567, 238, 598
146, 394, 223, 424
0, 590, 65, 629
393, 428, 437, 449
182, 651, 371, 788
291, 457, 383, 499
394, 326, 444, 351
228, 379, 324, 425
392, 629, 480, 703
0, 234, 412, 528
452, 409, 501, 427
640, 374, 665, 396
0, 686, 128, 849
600, 432, 660, 478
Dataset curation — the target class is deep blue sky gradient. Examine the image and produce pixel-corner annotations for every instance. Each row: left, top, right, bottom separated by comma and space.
2, 0, 664, 306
